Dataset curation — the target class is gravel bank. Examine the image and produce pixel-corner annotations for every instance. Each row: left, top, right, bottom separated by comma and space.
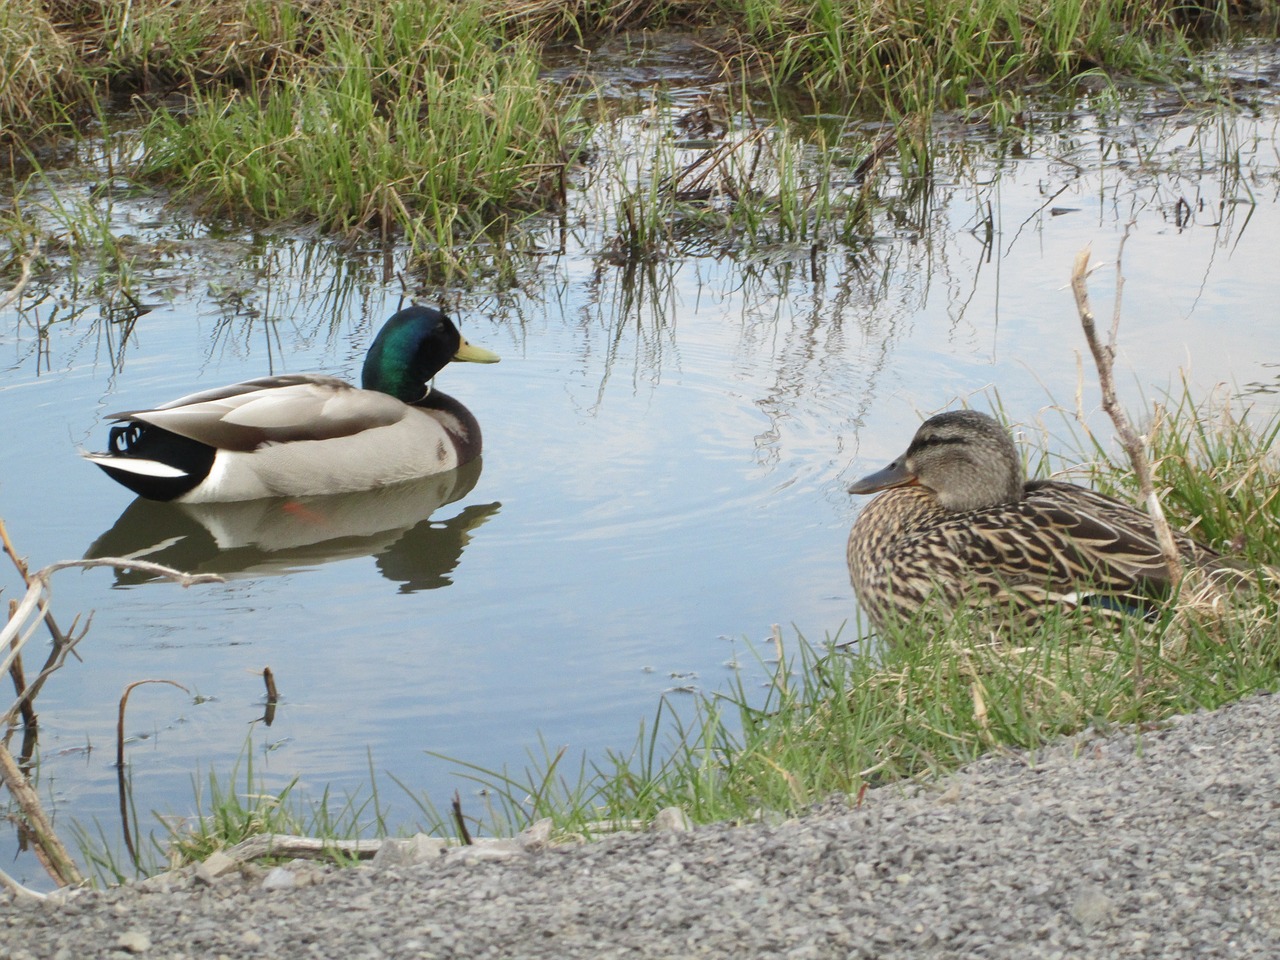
7, 690, 1280, 959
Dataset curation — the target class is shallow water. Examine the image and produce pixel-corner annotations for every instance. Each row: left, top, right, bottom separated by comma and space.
2, 41, 1279, 887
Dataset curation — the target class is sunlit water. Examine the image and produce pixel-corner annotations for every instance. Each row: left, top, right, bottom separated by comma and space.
2, 41, 1279, 888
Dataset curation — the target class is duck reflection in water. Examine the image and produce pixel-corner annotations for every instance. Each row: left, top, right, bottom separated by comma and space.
85, 458, 498, 593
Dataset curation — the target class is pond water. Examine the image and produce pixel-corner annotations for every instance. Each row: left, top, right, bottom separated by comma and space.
2, 40, 1279, 888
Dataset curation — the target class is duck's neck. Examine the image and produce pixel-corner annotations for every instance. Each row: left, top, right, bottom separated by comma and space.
362, 337, 436, 403
858, 486, 949, 540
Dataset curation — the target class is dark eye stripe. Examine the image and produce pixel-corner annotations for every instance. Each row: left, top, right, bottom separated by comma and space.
910, 434, 968, 453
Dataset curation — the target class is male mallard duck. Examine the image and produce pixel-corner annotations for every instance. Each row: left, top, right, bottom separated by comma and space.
84, 306, 499, 503
846, 409, 1236, 631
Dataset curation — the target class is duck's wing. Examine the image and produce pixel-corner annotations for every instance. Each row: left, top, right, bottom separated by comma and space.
110, 376, 407, 452
1014, 480, 1225, 590
893, 482, 1195, 604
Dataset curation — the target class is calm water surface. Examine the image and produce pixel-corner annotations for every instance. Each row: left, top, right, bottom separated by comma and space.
2, 43, 1279, 886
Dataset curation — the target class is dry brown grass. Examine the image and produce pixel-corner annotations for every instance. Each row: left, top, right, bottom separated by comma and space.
0, 0, 90, 137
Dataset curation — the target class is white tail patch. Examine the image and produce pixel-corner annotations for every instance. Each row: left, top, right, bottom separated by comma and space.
82, 453, 189, 479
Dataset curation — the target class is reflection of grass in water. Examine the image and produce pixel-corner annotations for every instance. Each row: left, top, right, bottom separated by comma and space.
587, 98, 914, 266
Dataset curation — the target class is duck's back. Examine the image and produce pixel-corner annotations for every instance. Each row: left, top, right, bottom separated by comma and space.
847, 481, 1224, 630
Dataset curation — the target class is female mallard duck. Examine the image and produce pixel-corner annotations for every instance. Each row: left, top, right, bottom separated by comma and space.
846, 409, 1236, 630
84, 306, 499, 503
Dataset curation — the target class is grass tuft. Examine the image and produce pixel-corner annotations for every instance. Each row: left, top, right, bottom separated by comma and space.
132, 0, 579, 266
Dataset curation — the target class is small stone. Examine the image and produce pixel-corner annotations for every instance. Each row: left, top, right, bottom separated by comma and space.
116, 931, 150, 954
194, 851, 237, 885
241, 931, 264, 947
134, 872, 174, 895
519, 818, 554, 849
261, 867, 296, 892
1071, 884, 1116, 930
664, 861, 685, 875
652, 807, 692, 832
374, 834, 448, 868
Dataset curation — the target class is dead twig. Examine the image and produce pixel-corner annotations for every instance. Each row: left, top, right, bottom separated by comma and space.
0, 739, 82, 887
0, 558, 222, 704
0, 548, 220, 888
452, 791, 473, 845
117, 679, 190, 866
1070, 244, 1184, 587
1, 517, 76, 664
0, 237, 39, 313
6, 598, 36, 733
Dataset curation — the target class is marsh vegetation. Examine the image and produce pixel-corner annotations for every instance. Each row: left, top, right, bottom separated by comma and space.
1, 0, 1279, 890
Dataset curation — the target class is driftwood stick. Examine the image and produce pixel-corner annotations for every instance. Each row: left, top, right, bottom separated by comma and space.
224, 833, 382, 862
1070, 245, 1184, 588
0, 518, 74, 661
1, 559, 222, 684
0, 864, 48, 901
5, 598, 36, 732
0, 739, 83, 887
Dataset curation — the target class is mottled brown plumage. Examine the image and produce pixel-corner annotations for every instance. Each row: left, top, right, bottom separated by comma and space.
846, 410, 1232, 631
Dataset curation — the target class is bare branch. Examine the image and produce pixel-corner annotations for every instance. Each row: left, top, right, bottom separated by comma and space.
1, 558, 222, 687
0, 545, 220, 889
1070, 245, 1184, 588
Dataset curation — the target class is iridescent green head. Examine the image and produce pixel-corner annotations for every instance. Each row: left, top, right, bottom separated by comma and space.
361, 306, 499, 403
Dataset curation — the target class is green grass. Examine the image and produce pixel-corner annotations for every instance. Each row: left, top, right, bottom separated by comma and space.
1046, 389, 1280, 564
0, 0, 97, 139
132, 0, 579, 266
75, 743, 389, 884
5, 0, 1273, 233
430, 595, 1280, 837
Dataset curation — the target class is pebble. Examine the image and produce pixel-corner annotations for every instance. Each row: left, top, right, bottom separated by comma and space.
651, 807, 692, 832
7, 692, 1280, 958
194, 851, 237, 885
260, 867, 296, 892
116, 931, 150, 954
